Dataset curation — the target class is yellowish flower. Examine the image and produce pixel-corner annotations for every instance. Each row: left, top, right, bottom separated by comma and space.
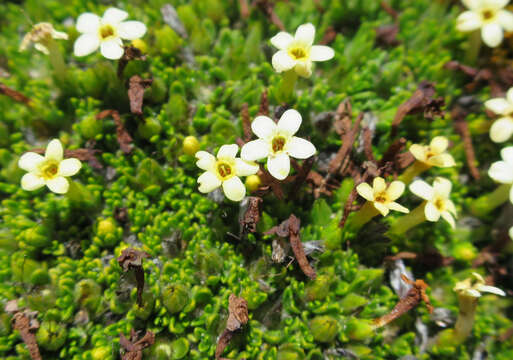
19, 22, 68, 55
454, 272, 506, 298
409, 136, 455, 168
356, 177, 409, 216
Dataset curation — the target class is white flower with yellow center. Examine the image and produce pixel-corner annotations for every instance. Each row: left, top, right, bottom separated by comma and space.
409, 177, 457, 228
270, 23, 335, 78
488, 146, 513, 202
196, 144, 258, 202
456, 0, 513, 47
18, 139, 82, 194
454, 272, 506, 297
485, 88, 513, 142
74, 7, 147, 60
356, 177, 409, 216
19, 22, 68, 55
409, 136, 456, 168
240, 109, 316, 180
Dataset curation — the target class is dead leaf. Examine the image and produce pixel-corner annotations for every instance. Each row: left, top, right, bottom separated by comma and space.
97, 109, 133, 154
241, 103, 251, 143
375, 24, 400, 47
117, 248, 150, 307
5, 303, 41, 360
120, 329, 155, 360
239, 197, 262, 234
128, 75, 153, 115
215, 294, 249, 359
258, 89, 269, 117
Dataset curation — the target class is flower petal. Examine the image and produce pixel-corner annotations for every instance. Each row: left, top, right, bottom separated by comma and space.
501, 146, 513, 166
195, 151, 216, 171
440, 211, 456, 228
433, 177, 452, 197
462, 0, 480, 10
58, 158, 82, 177
241, 139, 269, 162
484, 0, 509, 9
277, 109, 302, 136
46, 176, 69, 194
251, 116, 276, 139
410, 180, 435, 200
100, 39, 124, 59
310, 45, 335, 61
456, 11, 483, 32
270, 31, 294, 50
198, 171, 222, 193
74, 33, 100, 56
429, 154, 456, 168
294, 23, 315, 45
490, 117, 513, 143
356, 183, 375, 201
388, 202, 410, 213
485, 98, 513, 115
409, 144, 426, 162
507, 87, 513, 104
373, 202, 389, 217
21, 173, 45, 191
267, 153, 290, 180
18, 152, 45, 172
34, 43, 50, 54
373, 177, 386, 193
217, 144, 239, 159
272, 50, 296, 73
222, 176, 246, 201
387, 181, 405, 201
481, 22, 503, 47
430, 136, 449, 154
45, 139, 63, 162
76, 13, 101, 33
294, 60, 312, 78
497, 10, 513, 31
235, 159, 259, 176
488, 160, 513, 183
102, 7, 128, 24
117, 21, 147, 40
476, 284, 506, 296
287, 137, 316, 159
446, 200, 457, 216
424, 202, 441, 222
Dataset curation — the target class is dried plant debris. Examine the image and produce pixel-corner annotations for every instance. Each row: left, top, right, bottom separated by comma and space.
239, 196, 262, 234
120, 329, 155, 360
253, 0, 285, 31
385, 249, 454, 270
0, 82, 31, 105
451, 101, 480, 180
117, 248, 150, 307
5, 301, 41, 360
118, 46, 147, 78
97, 109, 133, 154
375, 24, 400, 47
128, 75, 153, 115
258, 89, 269, 116
241, 103, 252, 143
215, 294, 249, 359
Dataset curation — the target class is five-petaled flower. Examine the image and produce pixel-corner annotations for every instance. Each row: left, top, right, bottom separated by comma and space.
410, 177, 457, 228
485, 87, 513, 142
241, 109, 316, 180
454, 272, 506, 298
19, 22, 68, 55
409, 136, 456, 168
18, 139, 82, 194
74, 7, 147, 60
488, 146, 513, 202
196, 144, 258, 202
270, 23, 334, 78
356, 177, 409, 216
456, 0, 513, 47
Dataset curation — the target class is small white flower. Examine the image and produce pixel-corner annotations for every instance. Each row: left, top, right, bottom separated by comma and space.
454, 272, 506, 298
410, 177, 457, 228
488, 146, 513, 202
74, 7, 147, 60
356, 177, 409, 216
20, 23, 68, 55
195, 144, 258, 202
241, 109, 316, 180
409, 136, 456, 168
270, 23, 334, 78
456, 0, 513, 48
18, 139, 82, 194
485, 88, 513, 142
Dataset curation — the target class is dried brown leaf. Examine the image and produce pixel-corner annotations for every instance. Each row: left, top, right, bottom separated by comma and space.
128, 75, 153, 115
241, 103, 252, 143
120, 329, 155, 360
11, 311, 41, 360
375, 24, 400, 47
215, 294, 249, 359
97, 109, 133, 154
258, 89, 269, 117
117, 248, 150, 307
240, 197, 262, 234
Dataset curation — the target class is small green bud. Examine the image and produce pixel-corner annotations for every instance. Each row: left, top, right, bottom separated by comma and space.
74, 279, 102, 315
138, 118, 162, 139
452, 242, 477, 262
309, 316, 339, 343
79, 115, 103, 139
245, 175, 262, 193
162, 284, 189, 314
339, 293, 368, 313
36, 320, 67, 351
170, 338, 189, 359
305, 274, 332, 301
96, 218, 121, 248
97, 218, 116, 236
92, 346, 112, 360
133, 291, 155, 320
277, 344, 305, 360
345, 318, 374, 341
150, 339, 173, 360
21, 226, 51, 248
182, 136, 200, 156
131, 39, 148, 53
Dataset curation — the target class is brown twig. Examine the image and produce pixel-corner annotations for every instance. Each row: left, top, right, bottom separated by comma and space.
215, 294, 249, 359
0, 82, 32, 105
258, 89, 269, 117
241, 103, 252, 143
97, 110, 133, 154
128, 75, 153, 115
253, 0, 285, 30
239, 0, 251, 18
380, 1, 399, 20
120, 329, 155, 360
451, 104, 480, 180
117, 248, 150, 307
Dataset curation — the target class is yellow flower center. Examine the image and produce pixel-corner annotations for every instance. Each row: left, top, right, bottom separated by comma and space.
40, 161, 59, 180
99, 24, 116, 40
434, 197, 446, 212
481, 9, 496, 22
375, 192, 389, 204
288, 46, 308, 61
271, 136, 286, 153
216, 161, 234, 180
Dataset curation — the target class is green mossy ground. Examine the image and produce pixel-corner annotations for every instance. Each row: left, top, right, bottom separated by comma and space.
0, 0, 512, 359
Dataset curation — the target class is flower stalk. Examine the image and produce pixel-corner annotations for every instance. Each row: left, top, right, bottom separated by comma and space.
278, 69, 298, 103
464, 30, 482, 65
470, 183, 510, 216
398, 160, 430, 184
348, 201, 380, 231
387, 202, 427, 236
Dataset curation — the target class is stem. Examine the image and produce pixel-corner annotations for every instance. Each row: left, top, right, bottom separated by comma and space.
46, 39, 67, 85
470, 183, 511, 217
464, 30, 482, 66
387, 202, 426, 237
348, 201, 380, 232
453, 294, 478, 343
278, 70, 298, 103
398, 161, 430, 185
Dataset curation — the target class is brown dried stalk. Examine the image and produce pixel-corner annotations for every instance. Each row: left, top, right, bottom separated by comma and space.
253, 0, 285, 31
258, 89, 269, 116
451, 104, 480, 180
97, 109, 133, 154
0, 82, 31, 105
241, 103, 252, 143
128, 75, 153, 115
120, 329, 155, 360
117, 248, 150, 307
239, 197, 262, 234
5, 302, 41, 360
215, 294, 249, 359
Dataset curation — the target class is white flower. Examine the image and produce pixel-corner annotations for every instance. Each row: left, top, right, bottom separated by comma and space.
488, 146, 513, 202
485, 88, 513, 142
456, 0, 513, 48
240, 109, 316, 180
454, 272, 506, 298
356, 177, 409, 216
19, 23, 68, 55
409, 136, 456, 168
74, 7, 147, 60
409, 177, 457, 228
270, 23, 334, 78
195, 144, 258, 202
18, 139, 82, 194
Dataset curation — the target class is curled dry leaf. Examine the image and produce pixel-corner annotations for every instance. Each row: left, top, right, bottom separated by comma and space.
241, 103, 252, 143
120, 329, 155, 360
97, 109, 133, 154
0, 82, 31, 105
117, 248, 150, 307
5, 302, 41, 360
215, 294, 249, 359
239, 196, 262, 234
128, 75, 153, 115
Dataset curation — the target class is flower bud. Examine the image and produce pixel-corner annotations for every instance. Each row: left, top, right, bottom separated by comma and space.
36, 320, 67, 351
245, 175, 262, 193
183, 136, 200, 156
309, 316, 338, 343
162, 284, 189, 314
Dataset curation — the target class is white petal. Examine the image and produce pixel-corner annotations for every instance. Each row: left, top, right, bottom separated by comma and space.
356, 183, 375, 202
485, 98, 513, 115
429, 154, 456, 168
409, 144, 427, 162
510, 226, 513, 240
466, 289, 482, 297
456, 11, 483, 32
410, 180, 434, 200
440, 211, 456, 228
73, 33, 100, 56
497, 10, 513, 31
58, 158, 82, 177
462, 0, 480, 10
490, 117, 513, 143
481, 22, 503, 47
476, 284, 506, 296
425, 202, 441, 222
387, 181, 405, 201
501, 146, 513, 166
235, 159, 259, 176
446, 200, 457, 216
222, 176, 246, 201
102, 8, 128, 24
198, 171, 222, 193
251, 116, 276, 139
272, 50, 296, 73
117, 21, 147, 40
373, 177, 386, 193
388, 202, 410, 214
21, 173, 45, 191
294, 60, 312, 78
433, 177, 452, 198
241, 139, 269, 161
217, 144, 239, 159
270, 32, 294, 50
46, 176, 69, 194
484, 0, 509, 9
287, 137, 316, 159
76, 13, 101, 33
34, 43, 50, 55
267, 153, 290, 180
51, 30, 69, 40
507, 87, 513, 104
373, 202, 389, 217
430, 136, 449, 154
45, 139, 63, 162
488, 160, 513, 183
18, 152, 44, 172
100, 39, 124, 60
277, 109, 302, 136
310, 45, 334, 61
294, 23, 315, 45
195, 151, 216, 171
